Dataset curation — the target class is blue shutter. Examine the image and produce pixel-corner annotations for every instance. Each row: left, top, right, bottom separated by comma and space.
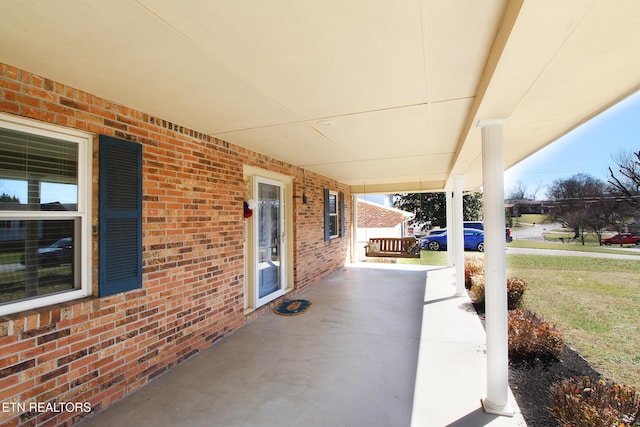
323, 188, 330, 242
99, 135, 142, 297
339, 192, 345, 238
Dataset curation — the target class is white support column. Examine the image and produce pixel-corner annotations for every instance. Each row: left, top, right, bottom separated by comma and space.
445, 189, 454, 267
479, 119, 514, 416
352, 195, 359, 262
453, 176, 465, 296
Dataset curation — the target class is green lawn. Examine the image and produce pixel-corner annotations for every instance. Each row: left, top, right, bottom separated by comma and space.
400, 249, 449, 266
0, 254, 74, 303
511, 213, 548, 227
511, 213, 639, 246
0, 252, 21, 264
507, 255, 640, 389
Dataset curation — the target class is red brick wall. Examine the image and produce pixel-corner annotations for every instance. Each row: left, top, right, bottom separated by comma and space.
293, 174, 350, 290
0, 63, 351, 426
357, 200, 406, 228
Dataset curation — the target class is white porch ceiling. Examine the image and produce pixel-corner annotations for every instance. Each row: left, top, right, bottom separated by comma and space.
1, 0, 639, 193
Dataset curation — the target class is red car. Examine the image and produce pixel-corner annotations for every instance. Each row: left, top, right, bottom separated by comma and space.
600, 233, 640, 246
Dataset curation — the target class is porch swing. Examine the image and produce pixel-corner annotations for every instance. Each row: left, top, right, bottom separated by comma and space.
363, 191, 420, 259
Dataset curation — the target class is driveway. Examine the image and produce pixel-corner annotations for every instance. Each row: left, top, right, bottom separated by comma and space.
0, 263, 24, 274
509, 222, 640, 260
510, 222, 563, 242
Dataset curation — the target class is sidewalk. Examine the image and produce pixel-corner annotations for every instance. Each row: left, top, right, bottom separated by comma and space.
411, 266, 526, 426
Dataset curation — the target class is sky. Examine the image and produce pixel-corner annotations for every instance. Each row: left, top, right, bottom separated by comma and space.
504, 90, 640, 200
0, 180, 77, 205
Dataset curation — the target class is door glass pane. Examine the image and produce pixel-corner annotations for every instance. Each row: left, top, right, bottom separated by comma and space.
257, 182, 280, 298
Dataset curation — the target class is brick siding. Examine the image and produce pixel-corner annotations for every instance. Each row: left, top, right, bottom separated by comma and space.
357, 200, 407, 228
0, 62, 351, 426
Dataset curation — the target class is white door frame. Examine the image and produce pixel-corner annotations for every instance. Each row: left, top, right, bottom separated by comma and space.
253, 175, 287, 308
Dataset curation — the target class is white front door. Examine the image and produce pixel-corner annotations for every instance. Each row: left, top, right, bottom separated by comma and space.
254, 176, 286, 307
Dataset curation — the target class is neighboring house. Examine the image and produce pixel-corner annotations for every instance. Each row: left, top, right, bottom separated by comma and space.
505, 199, 553, 217
0, 64, 351, 426
356, 199, 414, 261
0, 203, 73, 244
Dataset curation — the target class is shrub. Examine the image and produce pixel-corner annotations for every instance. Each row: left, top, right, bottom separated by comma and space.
464, 256, 484, 289
508, 309, 564, 362
470, 275, 486, 304
551, 376, 640, 426
506, 277, 527, 310
469, 276, 527, 311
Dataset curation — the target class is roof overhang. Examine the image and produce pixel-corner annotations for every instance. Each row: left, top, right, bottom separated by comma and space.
1, 0, 639, 193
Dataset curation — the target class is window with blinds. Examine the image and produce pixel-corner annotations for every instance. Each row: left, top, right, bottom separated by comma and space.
0, 127, 78, 210
323, 189, 344, 241
0, 114, 91, 315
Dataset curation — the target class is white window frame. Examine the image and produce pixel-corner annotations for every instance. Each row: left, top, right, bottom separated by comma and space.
328, 191, 339, 239
0, 113, 92, 316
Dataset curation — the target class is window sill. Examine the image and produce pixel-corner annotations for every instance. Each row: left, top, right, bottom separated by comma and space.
0, 295, 96, 338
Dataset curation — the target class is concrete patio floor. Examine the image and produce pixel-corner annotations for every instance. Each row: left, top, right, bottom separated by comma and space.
79, 263, 526, 427
412, 266, 526, 427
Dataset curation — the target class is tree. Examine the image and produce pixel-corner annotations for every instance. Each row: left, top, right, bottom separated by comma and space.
608, 149, 640, 210
506, 180, 544, 201
547, 174, 607, 244
605, 199, 636, 245
583, 200, 607, 244
529, 182, 544, 201
507, 180, 527, 200
393, 191, 483, 230
394, 192, 447, 229
0, 193, 20, 203
463, 191, 483, 221
579, 192, 634, 246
